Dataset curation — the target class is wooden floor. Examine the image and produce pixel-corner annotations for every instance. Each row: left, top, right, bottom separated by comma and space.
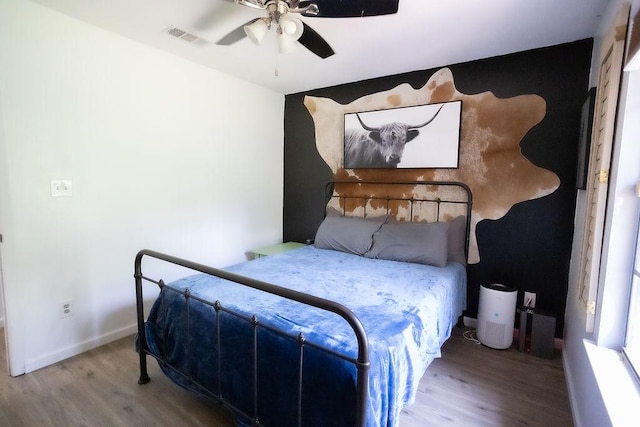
0, 327, 573, 426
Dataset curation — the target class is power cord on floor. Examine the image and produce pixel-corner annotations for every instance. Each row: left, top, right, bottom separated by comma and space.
462, 329, 481, 344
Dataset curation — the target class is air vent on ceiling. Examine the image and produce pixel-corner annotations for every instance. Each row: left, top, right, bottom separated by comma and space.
166, 26, 210, 46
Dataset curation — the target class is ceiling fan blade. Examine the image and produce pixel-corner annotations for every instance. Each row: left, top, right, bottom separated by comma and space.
299, 0, 399, 17
235, 0, 268, 10
216, 18, 259, 45
298, 22, 334, 58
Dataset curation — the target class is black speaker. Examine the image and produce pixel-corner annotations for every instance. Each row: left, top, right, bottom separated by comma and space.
531, 312, 556, 359
518, 309, 556, 359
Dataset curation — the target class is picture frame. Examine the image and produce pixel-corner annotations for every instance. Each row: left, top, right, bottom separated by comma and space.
343, 100, 462, 169
576, 88, 596, 190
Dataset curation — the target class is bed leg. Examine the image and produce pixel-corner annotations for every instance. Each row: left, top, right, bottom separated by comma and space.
138, 354, 151, 385
135, 253, 151, 385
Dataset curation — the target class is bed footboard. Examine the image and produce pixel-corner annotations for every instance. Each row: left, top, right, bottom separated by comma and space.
134, 249, 370, 426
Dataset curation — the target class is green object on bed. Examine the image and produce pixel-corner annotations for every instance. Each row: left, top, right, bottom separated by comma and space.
250, 241, 306, 258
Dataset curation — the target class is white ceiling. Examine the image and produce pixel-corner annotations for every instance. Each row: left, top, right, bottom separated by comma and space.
30, 0, 610, 94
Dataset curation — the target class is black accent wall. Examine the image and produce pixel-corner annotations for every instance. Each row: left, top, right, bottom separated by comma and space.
284, 39, 593, 337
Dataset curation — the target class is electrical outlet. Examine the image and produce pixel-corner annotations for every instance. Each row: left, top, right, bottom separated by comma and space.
60, 300, 73, 318
51, 179, 73, 197
524, 291, 536, 309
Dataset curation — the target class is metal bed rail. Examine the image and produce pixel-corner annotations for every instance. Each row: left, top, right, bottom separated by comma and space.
135, 249, 370, 427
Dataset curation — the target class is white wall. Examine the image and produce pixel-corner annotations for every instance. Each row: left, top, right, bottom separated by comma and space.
563, 1, 640, 426
0, 0, 284, 375
0, 92, 6, 330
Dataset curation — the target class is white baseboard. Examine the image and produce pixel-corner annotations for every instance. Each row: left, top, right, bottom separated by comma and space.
463, 316, 477, 328
562, 349, 582, 427
24, 323, 137, 374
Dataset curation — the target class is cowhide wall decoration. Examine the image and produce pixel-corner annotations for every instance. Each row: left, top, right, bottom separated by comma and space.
283, 39, 593, 336
303, 67, 560, 263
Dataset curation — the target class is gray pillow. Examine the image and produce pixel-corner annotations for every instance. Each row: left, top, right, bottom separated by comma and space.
365, 221, 449, 267
447, 215, 467, 265
314, 215, 386, 255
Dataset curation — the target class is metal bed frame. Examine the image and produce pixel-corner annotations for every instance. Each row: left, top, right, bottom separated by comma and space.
134, 180, 472, 427
325, 180, 473, 258
135, 250, 370, 426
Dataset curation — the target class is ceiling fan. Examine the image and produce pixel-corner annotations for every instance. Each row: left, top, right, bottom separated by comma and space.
213, 0, 400, 58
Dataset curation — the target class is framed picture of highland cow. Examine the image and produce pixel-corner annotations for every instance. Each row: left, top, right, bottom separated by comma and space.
343, 100, 462, 169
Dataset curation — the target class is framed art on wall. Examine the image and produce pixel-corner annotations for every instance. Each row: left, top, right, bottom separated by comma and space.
343, 100, 462, 169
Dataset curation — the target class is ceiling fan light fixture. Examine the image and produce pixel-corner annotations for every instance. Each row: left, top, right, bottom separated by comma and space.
218, 0, 336, 58
277, 31, 297, 53
279, 13, 303, 41
244, 18, 270, 45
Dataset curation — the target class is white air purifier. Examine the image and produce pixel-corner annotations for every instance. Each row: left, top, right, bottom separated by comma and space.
477, 283, 518, 349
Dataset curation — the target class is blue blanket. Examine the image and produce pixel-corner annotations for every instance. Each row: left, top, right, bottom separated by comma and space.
144, 246, 466, 426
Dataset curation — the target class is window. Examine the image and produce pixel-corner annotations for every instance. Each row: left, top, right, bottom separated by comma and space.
624, 213, 640, 377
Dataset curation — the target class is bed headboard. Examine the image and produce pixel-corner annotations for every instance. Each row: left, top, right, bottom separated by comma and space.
324, 180, 473, 258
